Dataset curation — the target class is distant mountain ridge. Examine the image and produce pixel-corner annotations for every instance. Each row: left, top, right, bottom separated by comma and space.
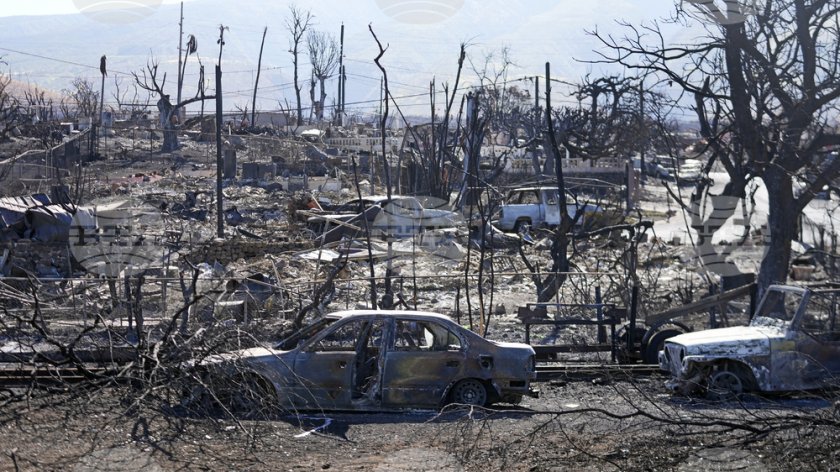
0, 0, 696, 119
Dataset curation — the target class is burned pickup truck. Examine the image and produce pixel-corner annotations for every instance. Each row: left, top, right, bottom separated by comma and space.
493, 186, 602, 233
659, 285, 840, 397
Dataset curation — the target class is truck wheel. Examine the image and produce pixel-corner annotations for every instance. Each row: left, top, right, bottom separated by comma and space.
513, 219, 531, 233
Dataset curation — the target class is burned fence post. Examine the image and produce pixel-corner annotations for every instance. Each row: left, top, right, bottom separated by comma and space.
596, 286, 605, 344
628, 283, 638, 353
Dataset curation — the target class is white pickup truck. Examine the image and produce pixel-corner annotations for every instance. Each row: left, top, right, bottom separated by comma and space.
493, 186, 601, 232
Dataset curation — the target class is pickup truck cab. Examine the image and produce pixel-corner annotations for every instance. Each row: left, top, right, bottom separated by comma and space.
493, 186, 601, 232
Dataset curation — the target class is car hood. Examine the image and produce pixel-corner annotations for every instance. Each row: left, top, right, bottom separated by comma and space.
666, 326, 778, 356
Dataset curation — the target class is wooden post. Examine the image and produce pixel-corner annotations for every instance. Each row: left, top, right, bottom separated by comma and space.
251, 26, 267, 128
596, 286, 605, 344
628, 284, 639, 352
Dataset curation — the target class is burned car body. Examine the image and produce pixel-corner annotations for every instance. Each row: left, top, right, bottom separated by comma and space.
193, 311, 537, 411
659, 285, 840, 396
305, 195, 461, 244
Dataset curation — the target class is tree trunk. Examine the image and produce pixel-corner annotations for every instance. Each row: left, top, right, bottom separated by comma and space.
690, 184, 748, 279
318, 77, 327, 121
757, 165, 795, 294
308, 75, 317, 123
157, 97, 178, 152
529, 150, 542, 176
293, 49, 303, 126
536, 62, 572, 303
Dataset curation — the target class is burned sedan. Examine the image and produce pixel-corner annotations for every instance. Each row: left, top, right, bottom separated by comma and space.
659, 285, 840, 398
191, 311, 537, 411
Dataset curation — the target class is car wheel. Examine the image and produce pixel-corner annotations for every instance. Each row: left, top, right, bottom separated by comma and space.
706, 365, 752, 400
450, 379, 488, 406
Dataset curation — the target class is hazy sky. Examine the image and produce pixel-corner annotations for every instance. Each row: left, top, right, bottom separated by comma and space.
0, 0, 189, 17
0, 0, 702, 119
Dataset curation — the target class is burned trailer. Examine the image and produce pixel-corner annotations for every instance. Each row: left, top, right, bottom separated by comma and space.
659, 285, 840, 397
517, 282, 758, 366
186, 310, 538, 412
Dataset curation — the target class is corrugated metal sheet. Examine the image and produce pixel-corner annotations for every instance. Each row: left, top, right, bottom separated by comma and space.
0, 194, 51, 230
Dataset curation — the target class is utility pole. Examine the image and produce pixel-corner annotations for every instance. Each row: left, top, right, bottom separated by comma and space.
336, 23, 344, 125
98, 55, 106, 157
216, 64, 224, 238
217, 24, 227, 67
215, 25, 227, 239
176, 1, 184, 107
251, 26, 267, 129
534, 75, 541, 125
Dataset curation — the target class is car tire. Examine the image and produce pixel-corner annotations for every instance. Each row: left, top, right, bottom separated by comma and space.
706, 363, 754, 401
449, 379, 488, 406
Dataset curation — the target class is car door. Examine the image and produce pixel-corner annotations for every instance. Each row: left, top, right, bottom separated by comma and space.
292, 318, 365, 409
381, 318, 466, 407
541, 189, 560, 225
790, 292, 840, 389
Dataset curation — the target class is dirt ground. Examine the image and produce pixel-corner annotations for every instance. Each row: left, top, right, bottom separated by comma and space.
1, 374, 837, 471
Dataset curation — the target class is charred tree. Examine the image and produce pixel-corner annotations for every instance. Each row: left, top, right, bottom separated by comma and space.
592, 0, 840, 293
133, 57, 214, 153
286, 5, 312, 127
307, 30, 339, 122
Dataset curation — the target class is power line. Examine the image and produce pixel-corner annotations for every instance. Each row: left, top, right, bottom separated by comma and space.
0, 46, 132, 77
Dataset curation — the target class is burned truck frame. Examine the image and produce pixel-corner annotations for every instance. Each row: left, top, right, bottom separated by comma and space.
660, 285, 840, 397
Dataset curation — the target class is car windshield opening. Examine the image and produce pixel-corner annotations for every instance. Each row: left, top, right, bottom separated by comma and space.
755, 289, 804, 324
